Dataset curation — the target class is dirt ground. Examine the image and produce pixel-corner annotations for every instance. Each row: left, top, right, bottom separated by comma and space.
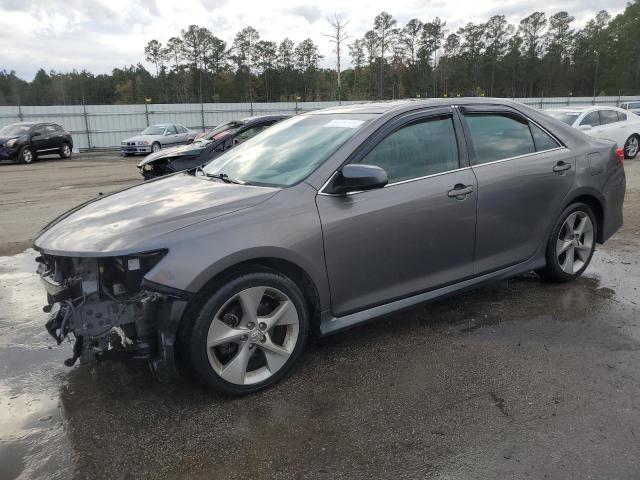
0, 154, 141, 256
0, 158, 639, 479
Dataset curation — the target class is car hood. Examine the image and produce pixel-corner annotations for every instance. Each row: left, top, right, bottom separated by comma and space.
34, 173, 279, 256
138, 141, 211, 166
122, 134, 161, 143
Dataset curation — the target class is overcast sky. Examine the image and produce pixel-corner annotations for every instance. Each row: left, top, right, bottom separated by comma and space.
0, 0, 630, 80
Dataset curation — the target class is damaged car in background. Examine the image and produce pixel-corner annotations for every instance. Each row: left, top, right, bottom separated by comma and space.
35, 99, 625, 395
137, 115, 287, 180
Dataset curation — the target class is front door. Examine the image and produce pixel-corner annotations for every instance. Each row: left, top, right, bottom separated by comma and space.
316, 109, 477, 317
459, 105, 576, 274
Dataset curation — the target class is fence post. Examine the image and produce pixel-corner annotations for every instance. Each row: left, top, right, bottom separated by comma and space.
617, 91, 621, 107
295, 98, 299, 115
144, 102, 150, 127
17, 102, 23, 122
200, 101, 205, 132
82, 96, 92, 151
250, 101, 254, 116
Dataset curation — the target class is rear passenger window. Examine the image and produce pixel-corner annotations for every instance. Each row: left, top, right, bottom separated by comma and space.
465, 114, 535, 165
357, 116, 459, 183
600, 110, 619, 125
580, 112, 600, 127
530, 123, 560, 151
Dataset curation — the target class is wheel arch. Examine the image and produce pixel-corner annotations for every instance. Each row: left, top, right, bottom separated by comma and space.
564, 192, 605, 243
183, 255, 323, 336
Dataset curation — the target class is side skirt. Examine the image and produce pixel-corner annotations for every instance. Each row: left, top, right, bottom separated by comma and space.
319, 256, 546, 336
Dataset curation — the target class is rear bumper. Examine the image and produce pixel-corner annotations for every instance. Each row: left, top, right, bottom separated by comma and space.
601, 167, 626, 243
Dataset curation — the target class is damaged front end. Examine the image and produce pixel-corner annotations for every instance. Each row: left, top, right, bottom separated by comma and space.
36, 250, 189, 380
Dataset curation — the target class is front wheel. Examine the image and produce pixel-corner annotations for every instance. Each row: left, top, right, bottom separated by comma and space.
537, 203, 597, 282
19, 146, 34, 164
624, 134, 639, 159
151, 142, 161, 153
59, 142, 72, 159
179, 270, 309, 395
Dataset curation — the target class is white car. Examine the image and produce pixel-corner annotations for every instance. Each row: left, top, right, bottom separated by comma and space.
120, 123, 197, 156
545, 106, 640, 159
620, 101, 640, 115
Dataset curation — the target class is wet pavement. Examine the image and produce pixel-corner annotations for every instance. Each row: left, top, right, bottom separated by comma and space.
1, 161, 639, 479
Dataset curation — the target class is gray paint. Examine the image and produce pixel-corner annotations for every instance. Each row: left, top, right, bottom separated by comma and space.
34, 98, 627, 337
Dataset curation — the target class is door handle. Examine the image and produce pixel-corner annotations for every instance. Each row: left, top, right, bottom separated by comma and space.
447, 184, 474, 199
553, 161, 572, 173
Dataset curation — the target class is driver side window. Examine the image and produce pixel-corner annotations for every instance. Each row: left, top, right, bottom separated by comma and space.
356, 116, 459, 184
234, 125, 267, 145
580, 112, 600, 127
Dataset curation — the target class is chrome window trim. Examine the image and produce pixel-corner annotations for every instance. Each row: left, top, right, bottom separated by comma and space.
470, 147, 567, 169
318, 167, 472, 197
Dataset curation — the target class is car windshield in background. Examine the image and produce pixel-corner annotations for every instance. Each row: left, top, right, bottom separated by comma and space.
546, 110, 581, 125
203, 114, 376, 187
203, 121, 244, 140
0, 124, 31, 136
142, 126, 166, 135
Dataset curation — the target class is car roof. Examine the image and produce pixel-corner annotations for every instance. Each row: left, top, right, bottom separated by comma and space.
241, 115, 290, 123
546, 105, 624, 113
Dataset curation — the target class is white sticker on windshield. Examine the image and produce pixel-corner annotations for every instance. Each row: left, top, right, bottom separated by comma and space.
323, 119, 365, 128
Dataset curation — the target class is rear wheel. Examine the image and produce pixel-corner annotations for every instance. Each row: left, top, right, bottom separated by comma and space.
537, 203, 597, 282
624, 134, 639, 159
19, 146, 34, 164
59, 142, 72, 159
179, 269, 309, 395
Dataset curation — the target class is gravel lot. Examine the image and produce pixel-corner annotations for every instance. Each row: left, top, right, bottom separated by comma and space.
0, 153, 141, 256
0, 157, 639, 479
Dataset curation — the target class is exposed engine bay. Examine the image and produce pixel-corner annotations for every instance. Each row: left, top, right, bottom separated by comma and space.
35, 250, 186, 376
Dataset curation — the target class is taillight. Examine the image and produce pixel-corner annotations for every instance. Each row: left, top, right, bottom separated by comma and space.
616, 147, 624, 166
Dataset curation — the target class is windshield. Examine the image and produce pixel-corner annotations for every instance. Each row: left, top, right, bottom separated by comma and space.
203, 114, 375, 187
203, 121, 244, 140
0, 124, 31, 136
142, 125, 167, 135
546, 110, 580, 125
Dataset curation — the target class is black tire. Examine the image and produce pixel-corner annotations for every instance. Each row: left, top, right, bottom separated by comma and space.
624, 134, 639, 159
151, 142, 161, 153
536, 203, 597, 282
178, 269, 310, 395
18, 146, 35, 164
59, 142, 72, 159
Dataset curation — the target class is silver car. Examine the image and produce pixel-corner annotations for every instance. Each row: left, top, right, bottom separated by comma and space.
120, 123, 196, 155
35, 99, 626, 395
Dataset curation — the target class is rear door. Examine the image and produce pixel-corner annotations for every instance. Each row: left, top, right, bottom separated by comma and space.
597, 109, 627, 146
316, 108, 477, 316
459, 105, 575, 274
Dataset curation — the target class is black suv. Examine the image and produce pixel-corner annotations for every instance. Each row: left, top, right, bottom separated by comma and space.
0, 122, 73, 164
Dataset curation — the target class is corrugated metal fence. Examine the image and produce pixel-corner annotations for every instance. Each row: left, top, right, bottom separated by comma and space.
1, 96, 639, 151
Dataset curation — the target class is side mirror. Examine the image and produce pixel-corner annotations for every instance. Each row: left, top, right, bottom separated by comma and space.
187, 138, 194, 144
333, 164, 388, 195
32, 131, 41, 137
578, 124, 593, 131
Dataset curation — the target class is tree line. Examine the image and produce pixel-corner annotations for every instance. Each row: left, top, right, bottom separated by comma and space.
1, 1, 640, 106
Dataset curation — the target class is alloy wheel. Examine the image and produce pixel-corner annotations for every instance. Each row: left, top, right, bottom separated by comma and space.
556, 211, 594, 274
206, 286, 300, 385
62, 144, 71, 157
625, 136, 639, 158
22, 149, 33, 163
152, 143, 161, 153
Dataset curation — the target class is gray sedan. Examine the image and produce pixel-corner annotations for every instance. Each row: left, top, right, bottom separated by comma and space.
120, 123, 196, 155
35, 99, 625, 395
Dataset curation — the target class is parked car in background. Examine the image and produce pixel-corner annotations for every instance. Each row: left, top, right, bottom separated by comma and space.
138, 115, 288, 180
121, 124, 196, 156
35, 99, 625, 395
0, 122, 73, 164
620, 101, 640, 115
545, 106, 640, 159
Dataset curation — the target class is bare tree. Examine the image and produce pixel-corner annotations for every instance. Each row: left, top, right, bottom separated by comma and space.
323, 14, 350, 99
